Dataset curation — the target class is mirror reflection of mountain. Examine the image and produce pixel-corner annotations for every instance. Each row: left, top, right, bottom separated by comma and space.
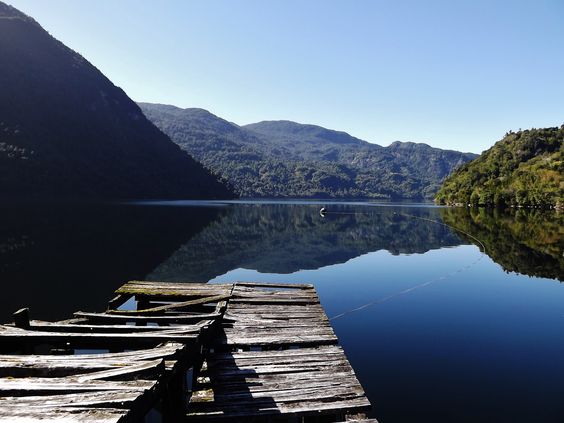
148, 204, 467, 282
0, 202, 218, 322
440, 207, 563, 281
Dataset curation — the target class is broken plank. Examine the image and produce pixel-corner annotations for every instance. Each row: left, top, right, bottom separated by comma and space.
74, 311, 220, 324
107, 294, 231, 315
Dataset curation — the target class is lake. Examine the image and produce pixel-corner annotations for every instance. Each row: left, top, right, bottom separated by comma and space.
1, 200, 563, 422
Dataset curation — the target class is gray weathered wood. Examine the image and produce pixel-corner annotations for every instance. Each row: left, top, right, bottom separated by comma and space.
74, 311, 221, 324
107, 294, 231, 315
0, 407, 128, 423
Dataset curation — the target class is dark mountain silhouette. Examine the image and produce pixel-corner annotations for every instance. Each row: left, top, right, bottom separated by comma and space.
0, 2, 232, 199
139, 103, 477, 199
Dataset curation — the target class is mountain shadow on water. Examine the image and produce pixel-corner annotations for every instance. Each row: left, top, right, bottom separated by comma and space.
147, 204, 467, 282
440, 207, 563, 281
0, 202, 219, 322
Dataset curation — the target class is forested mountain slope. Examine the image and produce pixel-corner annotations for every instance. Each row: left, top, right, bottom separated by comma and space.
436, 126, 563, 207
140, 103, 476, 199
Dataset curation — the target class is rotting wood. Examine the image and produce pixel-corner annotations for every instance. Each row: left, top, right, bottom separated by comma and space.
188, 283, 371, 421
0, 407, 129, 423
106, 294, 231, 315
74, 311, 221, 324
0, 281, 373, 422
25, 319, 211, 333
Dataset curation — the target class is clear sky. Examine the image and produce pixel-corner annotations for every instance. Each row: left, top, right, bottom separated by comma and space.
7, 0, 564, 153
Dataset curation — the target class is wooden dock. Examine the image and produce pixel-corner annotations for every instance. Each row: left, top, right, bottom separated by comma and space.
0, 281, 375, 422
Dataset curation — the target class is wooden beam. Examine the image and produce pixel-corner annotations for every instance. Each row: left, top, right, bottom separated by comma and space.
107, 294, 231, 315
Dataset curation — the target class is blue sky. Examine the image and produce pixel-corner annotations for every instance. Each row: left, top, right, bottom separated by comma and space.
8, 0, 564, 153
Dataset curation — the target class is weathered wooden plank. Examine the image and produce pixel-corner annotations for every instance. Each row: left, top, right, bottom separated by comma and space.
25, 320, 210, 334
107, 294, 231, 315
199, 372, 361, 394
0, 407, 128, 423
198, 369, 360, 386
230, 299, 320, 305
0, 389, 152, 408
232, 289, 318, 298
187, 396, 371, 419
192, 383, 365, 404
119, 281, 232, 290
0, 359, 155, 378
204, 363, 354, 380
0, 342, 184, 361
207, 355, 352, 369
0, 378, 155, 394
0, 326, 198, 348
210, 345, 344, 360
232, 287, 318, 296
224, 325, 335, 334
116, 281, 232, 297
219, 337, 337, 347
227, 304, 324, 311
74, 311, 221, 324
220, 325, 337, 346
234, 282, 314, 290
74, 359, 164, 382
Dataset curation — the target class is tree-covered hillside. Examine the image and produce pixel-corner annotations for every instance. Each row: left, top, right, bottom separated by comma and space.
139, 103, 476, 199
436, 126, 563, 208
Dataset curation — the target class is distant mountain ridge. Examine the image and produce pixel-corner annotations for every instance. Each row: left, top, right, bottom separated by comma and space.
0, 2, 232, 200
436, 126, 563, 207
139, 103, 477, 199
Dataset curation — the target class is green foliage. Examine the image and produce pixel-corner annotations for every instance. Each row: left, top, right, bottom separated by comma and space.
139, 103, 477, 199
436, 126, 564, 207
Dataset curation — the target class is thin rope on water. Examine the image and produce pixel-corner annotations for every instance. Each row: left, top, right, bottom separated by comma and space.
321, 208, 487, 321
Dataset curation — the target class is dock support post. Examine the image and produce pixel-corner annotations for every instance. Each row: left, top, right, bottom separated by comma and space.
13, 308, 30, 329
161, 368, 188, 422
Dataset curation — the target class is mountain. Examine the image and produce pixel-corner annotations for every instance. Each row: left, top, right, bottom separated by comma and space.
0, 2, 232, 200
436, 126, 563, 208
138, 103, 477, 199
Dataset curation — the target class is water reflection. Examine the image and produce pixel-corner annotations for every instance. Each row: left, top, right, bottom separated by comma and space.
148, 204, 466, 281
0, 202, 219, 321
441, 207, 563, 281
2, 201, 561, 323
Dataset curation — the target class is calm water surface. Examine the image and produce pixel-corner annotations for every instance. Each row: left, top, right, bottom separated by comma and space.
1, 201, 563, 422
